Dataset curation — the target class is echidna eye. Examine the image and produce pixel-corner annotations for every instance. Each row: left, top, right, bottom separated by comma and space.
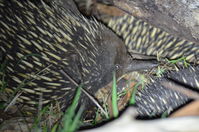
115, 64, 120, 70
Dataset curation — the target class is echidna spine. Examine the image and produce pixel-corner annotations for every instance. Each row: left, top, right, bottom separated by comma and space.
136, 65, 199, 117
108, 15, 199, 63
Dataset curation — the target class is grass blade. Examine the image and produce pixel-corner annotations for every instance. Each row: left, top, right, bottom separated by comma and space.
112, 71, 118, 118
129, 82, 139, 105
61, 84, 82, 132
68, 105, 84, 132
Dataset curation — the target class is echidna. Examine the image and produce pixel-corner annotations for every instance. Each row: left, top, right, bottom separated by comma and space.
0, 0, 157, 111
136, 65, 199, 117
60, 1, 199, 118
73, 1, 199, 63
108, 15, 199, 63
106, 14, 199, 117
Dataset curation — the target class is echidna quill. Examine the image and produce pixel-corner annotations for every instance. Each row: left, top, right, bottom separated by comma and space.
136, 65, 199, 117
108, 15, 199, 63
64, 1, 199, 118
0, 0, 157, 111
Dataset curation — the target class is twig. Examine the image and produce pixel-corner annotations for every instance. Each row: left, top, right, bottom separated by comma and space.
4, 92, 22, 112
59, 69, 108, 117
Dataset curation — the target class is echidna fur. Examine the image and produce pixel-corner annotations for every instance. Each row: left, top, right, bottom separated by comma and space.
136, 65, 199, 117
0, 0, 157, 111
108, 15, 199, 63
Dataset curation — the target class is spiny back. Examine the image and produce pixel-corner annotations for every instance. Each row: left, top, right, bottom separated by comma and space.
108, 15, 199, 63
136, 65, 199, 117
0, 0, 128, 110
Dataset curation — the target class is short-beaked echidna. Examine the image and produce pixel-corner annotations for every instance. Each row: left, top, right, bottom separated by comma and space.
65, 1, 199, 118
108, 15, 199, 63
0, 0, 157, 111
136, 65, 199, 117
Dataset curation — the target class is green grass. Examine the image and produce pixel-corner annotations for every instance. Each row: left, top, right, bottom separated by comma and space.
161, 111, 169, 118
112, 71, 119, 118
156, 66, 166, 77
101, 99, 110, 119
32, 105, 50, 131
60, 84, 83, 132
51, 123, 59, 132
129, 75, 146, 105
167, 56, 190, 67
31, 84, 84, 132
117, 89, 127, 99
93, 72, 130, 123
92, 96, 110, 125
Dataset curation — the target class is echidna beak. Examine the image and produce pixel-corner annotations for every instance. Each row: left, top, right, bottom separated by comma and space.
124, 53, 158, 73
125, 59, 158, 73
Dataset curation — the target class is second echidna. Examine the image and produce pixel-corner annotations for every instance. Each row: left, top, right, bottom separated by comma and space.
108, 15, 199, 63
136, 65, 199, 117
